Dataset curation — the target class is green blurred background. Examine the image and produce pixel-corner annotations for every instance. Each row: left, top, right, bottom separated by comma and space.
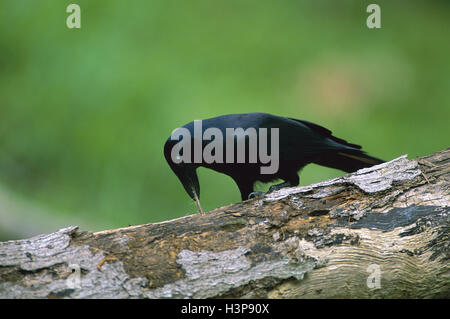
0, 0, 449, 240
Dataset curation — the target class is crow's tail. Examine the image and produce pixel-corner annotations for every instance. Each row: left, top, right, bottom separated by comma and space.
313, 149, 385, 173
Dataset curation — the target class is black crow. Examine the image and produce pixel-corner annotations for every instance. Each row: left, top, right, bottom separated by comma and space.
164, 113, 384, 212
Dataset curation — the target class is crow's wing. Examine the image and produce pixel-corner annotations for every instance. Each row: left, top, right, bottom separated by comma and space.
286, 117, 362, 149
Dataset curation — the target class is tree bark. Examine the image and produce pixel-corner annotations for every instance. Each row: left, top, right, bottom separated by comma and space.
0, 149, 449, 299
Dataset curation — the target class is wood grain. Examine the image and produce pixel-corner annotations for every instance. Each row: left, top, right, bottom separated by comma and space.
0, 149, 448, 298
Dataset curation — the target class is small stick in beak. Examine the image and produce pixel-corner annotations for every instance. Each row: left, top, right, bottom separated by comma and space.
192, 187, 204, 214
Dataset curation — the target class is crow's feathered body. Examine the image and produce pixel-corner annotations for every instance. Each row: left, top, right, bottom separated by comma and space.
164, 113, 384, 203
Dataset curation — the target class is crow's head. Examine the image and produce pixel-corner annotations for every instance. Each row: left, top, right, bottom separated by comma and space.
164, 138, 203, 213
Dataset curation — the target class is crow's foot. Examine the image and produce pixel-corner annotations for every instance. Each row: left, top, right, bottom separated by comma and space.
268, 181, 293, 193
248, 182, 293, 200
248, 191, 265, 199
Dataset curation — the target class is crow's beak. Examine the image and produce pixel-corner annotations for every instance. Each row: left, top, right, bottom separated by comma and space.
177, 166, 203, 214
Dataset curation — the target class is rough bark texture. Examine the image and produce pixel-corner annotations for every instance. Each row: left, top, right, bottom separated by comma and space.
0, 149, 449, 299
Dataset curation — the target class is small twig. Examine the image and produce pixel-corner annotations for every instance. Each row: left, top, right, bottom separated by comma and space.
421, 171, 431, 184
97, 257, 119, 272
192, 188, 204, 214
418, 159, 436, 168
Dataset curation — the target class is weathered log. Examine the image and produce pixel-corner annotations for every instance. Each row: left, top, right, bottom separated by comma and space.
0, 149, 449, 298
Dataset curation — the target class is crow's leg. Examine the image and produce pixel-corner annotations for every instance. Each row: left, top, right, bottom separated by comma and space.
267, 172, 299, 193
235, 179, 256, 201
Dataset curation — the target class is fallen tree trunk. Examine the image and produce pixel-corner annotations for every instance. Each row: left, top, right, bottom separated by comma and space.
0, 149, 449, 298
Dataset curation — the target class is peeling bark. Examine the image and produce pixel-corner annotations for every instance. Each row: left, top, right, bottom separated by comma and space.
0, 149, 449, 298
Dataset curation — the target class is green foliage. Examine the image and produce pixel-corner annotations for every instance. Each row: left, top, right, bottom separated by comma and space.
0, 0, 448, 234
